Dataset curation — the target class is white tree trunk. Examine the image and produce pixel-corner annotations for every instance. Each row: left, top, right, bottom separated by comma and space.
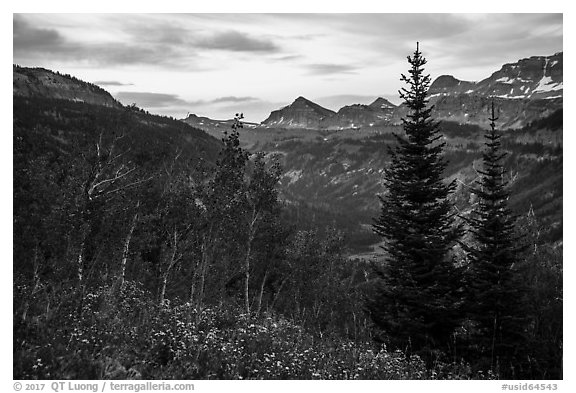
256, 269, 269, 316
77, 239, 85, 285
119, 202, 139, 289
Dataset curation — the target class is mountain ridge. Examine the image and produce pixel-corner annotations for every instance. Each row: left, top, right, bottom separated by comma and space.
260, 96, 397, 130
13, 65, 122, 108
261, 96, 337, 129
255, 52, 563, 130
15, 51, 562, 132
429, 52, 563, 101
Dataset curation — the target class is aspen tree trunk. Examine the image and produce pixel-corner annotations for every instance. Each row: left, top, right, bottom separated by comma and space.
197, 234, 210, 310
21, 245, 40, 323
256, 269, 268, 316
199, 260, 208, 307
271, 276, 289, 310
189, 234, 206, 304
159, 272, 169, 306
119, 201, 140, 289
76, 203, 91, 288
198, 252, 207, 310
243, 233, 253, 314
189, 258, 199, 304
159, 230, 179, 305
77, 239, 85, 285
244, 210, 259, 314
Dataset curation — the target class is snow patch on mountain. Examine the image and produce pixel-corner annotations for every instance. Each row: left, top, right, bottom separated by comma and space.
533, 77, 563, 93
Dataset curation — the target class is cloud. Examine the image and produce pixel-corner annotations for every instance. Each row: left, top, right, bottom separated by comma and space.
213, 99, 286, 123
305, 64, 358, 75
272, 54, 303, 62
210, 96, 259, 104
114, 92, 261, 112
93, 81, 134, 87
13, 14, 282, 69
114, 92, 191, 108
265, 13, 470, 43
133, 93, 283, 124
195, 31, 279, 53
13, 15, 190, 68
13, 15, 66, 52
120, 21, 190, 46
117, 16, 282, 53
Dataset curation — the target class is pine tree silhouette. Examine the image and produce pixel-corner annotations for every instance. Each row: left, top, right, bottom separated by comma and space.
462, 101, 528, 377
368, 43, 462, 359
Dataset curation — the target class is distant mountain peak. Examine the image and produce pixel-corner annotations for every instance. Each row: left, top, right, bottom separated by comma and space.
261, 96, 335, 129
431, 75, 467, 87
429, 75, 476, 97
369, 97, 396, 110
290, 96, 317, 107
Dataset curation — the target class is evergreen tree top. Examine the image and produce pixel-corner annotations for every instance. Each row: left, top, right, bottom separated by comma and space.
399, 42, 432, 115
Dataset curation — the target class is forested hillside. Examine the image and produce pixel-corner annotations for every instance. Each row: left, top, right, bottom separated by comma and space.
13, 97, 383, 379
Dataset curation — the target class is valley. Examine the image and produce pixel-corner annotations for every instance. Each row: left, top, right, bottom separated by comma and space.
182, 50, 564, 256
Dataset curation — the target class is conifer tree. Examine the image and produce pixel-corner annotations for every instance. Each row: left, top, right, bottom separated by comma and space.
368, 43, 462, 357
463, 102, 527, 376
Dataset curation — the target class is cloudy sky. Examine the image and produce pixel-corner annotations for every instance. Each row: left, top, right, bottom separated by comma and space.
13, 13, 562, 122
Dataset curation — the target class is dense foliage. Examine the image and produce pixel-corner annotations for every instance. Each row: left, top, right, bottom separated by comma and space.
15, 282, 492, 380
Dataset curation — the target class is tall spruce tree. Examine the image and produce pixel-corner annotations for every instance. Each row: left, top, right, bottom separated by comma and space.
463, 102, 527, 376
368, 43, 462, 357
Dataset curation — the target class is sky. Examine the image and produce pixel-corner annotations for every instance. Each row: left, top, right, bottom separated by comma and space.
13, 13, 563, 123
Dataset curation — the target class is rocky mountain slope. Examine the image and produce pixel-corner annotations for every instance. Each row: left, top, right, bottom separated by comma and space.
13, 65, 122, 108
429, 52, 563, 100
268, 113, 562, 254
261, 96, 336, 129
420, 52, 563, 129
260, 97, 396, 130
321, 98, 397, 130
421, 95, 562, 130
